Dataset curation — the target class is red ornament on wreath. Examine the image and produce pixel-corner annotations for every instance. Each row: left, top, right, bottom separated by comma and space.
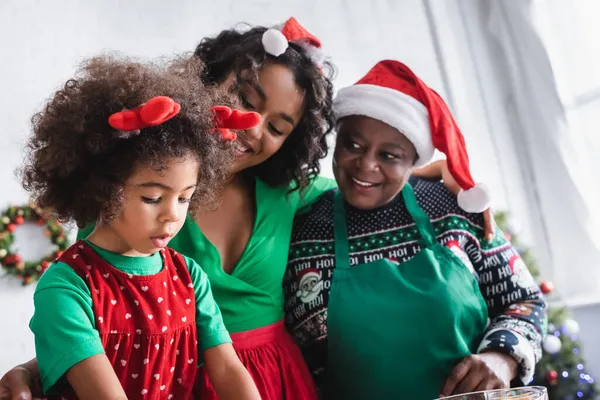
0, 204, 69, 285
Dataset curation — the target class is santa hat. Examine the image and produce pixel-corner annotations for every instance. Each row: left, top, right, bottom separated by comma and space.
333, 60, 491, 213
261, 17, 325, 67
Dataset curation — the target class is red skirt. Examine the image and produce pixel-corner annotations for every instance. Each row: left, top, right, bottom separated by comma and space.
194, 320, 318, 400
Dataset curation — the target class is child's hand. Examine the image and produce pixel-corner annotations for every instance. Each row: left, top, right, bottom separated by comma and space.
203, 344, 261, 400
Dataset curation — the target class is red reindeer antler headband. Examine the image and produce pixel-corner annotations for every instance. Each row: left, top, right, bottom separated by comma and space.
210, 106, 261, 141
108, 96, 180, 135
108, 97, 261, 141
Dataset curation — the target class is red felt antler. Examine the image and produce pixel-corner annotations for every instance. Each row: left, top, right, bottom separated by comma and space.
108, 96, 181, 134
211, 106, 261, 141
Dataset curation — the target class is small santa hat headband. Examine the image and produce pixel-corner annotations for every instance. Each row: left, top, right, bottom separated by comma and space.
261, 17, 325, 67
333, 60, 491, 213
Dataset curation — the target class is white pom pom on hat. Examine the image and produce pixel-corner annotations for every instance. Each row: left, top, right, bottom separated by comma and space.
333, 60, 492, 214
262, 29, 288, 57
261, 17, 325, 67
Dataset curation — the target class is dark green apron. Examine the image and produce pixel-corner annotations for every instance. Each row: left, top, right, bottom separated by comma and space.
326, 184, 488, 399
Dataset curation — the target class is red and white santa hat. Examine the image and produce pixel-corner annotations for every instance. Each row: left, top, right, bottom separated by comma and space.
261, 17, 325, 67
333, 60, 491, 213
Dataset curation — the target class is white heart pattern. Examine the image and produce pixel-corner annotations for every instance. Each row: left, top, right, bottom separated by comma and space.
143, 358, 149, 364
86, 265, 91, 270
79, 244, 84, 249
154, 374, 160, 380
173, 276, 178, 281
155, 344, 160, 350
72, 254, 79, 259
114, 344, 119, 350
157, 297, 163, 303
134, 344, 140, 349
98, 316, 103, 323
187, 283, 194, 288
136, 329, 142, 334
148, 314, 153, 320
127, 273, 133, 278
170, 338, 174, 345
163, 282, 167, 287
110, 330, 117, 334
125, 313, 131, 319
111, 300, 117, 305
181, 317, 187, 322
185, 299, 191, 305
177, 378, 182, 384
168, 395, 173, 399
176, 350, 180, 356
141, 389, 148, 395
132, 373, 138, 379
162, 326, 168, 332
170, 366, 175, 373
119, 285, 125, 290
160, 385, 166, 391
167, 310, 171, 316
103, 273, 109, 278
121, 360, 127, 366
134, 300, 139, 306
187, 359, 193, 364
141, 286, 149, 291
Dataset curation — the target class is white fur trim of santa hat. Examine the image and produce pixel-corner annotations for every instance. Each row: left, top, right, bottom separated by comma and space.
333, 84, 435, 167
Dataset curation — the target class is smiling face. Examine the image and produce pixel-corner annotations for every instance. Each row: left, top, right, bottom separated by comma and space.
220, 62, 306, 175
333, 116, 418, 210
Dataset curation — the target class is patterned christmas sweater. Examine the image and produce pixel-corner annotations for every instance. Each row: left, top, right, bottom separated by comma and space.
284, 177, 547, 385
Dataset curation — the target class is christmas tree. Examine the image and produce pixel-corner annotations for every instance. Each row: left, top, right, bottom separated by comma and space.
495, 212, 598, 399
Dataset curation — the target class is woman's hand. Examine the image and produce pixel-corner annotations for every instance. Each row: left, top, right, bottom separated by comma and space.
0, 359, 43, 400
440, 352, 518, 396
413, 160, 495, 241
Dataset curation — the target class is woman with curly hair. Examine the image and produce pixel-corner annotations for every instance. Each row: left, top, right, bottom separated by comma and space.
0, 17, 491, 400
1, 17, 334, 400
16, 55, 262, 400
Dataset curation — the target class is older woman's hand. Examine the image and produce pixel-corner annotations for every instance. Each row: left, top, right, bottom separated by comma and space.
0, 359, 43, 400
440, 352, 518, 396
413, 160, 495, 241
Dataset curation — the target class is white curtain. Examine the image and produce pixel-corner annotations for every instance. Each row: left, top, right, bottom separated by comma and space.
486, 0, 600, 302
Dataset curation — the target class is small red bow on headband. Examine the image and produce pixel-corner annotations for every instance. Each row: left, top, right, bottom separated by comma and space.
108, 96, 181, 133
211, 106, 261, 141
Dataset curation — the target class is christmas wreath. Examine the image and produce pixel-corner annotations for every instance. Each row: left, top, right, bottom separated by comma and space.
0, 204, 68, 285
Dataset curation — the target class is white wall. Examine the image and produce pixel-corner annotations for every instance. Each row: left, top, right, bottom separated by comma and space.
0, 0, 529, 375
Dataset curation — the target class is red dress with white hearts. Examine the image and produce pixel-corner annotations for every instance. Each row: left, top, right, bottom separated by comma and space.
48, 241, 198, 399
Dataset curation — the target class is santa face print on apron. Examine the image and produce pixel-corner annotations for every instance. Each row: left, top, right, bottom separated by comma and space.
326, 184, 488, 400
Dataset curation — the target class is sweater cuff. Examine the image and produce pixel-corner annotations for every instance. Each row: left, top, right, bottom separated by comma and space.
477, 328, 536, 384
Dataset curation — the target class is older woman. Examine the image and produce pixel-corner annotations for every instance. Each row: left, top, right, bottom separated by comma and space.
284, 60, 546, 399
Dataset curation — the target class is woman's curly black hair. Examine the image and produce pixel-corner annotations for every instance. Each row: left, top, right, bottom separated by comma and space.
21, 55, 233, 227
194, 24, 335, 191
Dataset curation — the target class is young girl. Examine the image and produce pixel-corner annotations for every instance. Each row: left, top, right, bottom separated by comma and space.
284, 60, 547, 399
19, 55, 261, 399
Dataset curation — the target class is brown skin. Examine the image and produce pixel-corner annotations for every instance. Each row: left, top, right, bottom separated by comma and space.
332, 116, 517, 395
197, 63, 306, 274
334, 116, 417, 209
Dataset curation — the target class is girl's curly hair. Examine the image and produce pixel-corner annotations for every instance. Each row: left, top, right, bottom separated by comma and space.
194, 24, 335, 191
21, 55, 233, 227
